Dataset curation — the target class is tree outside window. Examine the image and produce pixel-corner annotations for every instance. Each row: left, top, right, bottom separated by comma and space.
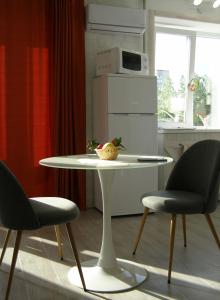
157, 71, 186, 124
157, 70, 212, 127
188, 74, 212, 126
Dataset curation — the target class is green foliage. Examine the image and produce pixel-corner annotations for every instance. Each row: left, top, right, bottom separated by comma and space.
87, 137, 125, 151
158, 75, 183, 121
87, 139, 99, 151
158, 77, 173, 119
158, 72, 212, 126
111, 137, 126, 149
189, 74, 211, 126
178, 75, 186, 98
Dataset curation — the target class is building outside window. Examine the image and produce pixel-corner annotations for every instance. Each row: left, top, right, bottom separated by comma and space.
155, 25, 220, 129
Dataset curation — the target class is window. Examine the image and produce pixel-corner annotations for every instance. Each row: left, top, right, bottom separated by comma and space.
155, 25, 220, 128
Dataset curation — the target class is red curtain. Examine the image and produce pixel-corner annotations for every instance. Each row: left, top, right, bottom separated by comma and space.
0, 0, 86, 209
48, 0, 86, 209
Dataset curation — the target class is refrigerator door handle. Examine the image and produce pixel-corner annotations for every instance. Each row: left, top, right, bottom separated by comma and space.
110, 113, 155, 116
134, 113, 155, 116
110, 113, 129, 116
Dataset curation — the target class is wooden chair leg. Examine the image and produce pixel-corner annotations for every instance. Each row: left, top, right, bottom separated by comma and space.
168, 214, 176, 284
205, 214, 220, 249
5, 230, 22, 300
182, 215, 187, 247
65, 223, 86, 291
54, 225, 63, 260
133, 207, 149, 255
0, 230, 12, 265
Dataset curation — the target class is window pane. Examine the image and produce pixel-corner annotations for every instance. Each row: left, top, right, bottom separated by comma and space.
194, 37, 220, 127
156, 33, 189, 127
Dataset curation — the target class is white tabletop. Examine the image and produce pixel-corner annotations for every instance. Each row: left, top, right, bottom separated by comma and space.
39, 154, 173, 170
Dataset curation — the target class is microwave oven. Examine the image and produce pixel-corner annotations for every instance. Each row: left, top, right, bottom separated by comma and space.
96, 47, 148, 76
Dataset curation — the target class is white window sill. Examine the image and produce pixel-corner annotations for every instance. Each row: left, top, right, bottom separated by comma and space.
158, 127, 220, 134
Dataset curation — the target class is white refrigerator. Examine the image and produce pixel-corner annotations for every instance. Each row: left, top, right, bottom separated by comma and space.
93, 74, 158, 216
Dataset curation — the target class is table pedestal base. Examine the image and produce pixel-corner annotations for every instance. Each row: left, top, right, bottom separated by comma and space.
68, 258, 148, 293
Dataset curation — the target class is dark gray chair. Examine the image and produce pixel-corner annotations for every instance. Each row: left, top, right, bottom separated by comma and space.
0, 161, 86, 300
133, 139, 220, 283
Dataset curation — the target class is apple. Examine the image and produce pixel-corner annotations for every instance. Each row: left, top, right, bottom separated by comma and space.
97, 144, 104, 149
102, 142, 115, 149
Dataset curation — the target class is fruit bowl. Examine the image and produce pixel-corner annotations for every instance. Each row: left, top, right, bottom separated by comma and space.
87, 137, 125, 161
95, 144, 119, 160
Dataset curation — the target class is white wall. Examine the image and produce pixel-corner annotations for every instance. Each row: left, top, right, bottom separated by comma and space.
85, 0, 220, 207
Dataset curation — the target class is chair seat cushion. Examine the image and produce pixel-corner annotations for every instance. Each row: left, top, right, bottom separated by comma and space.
29, 197, 79, 226
142, 190, 205, 214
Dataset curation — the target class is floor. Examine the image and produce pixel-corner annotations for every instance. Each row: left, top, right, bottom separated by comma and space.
0, 206, 220, 300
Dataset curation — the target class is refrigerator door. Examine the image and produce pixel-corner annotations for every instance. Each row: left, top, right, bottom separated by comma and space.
108, 113, 157, 154
94, 114, 158, 216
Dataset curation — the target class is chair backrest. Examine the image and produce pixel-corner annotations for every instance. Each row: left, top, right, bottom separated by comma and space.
166, 139, 220, 213
0, 161, 40, 230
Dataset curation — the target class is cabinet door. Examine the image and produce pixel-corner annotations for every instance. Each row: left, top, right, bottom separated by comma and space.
107, 76, 157, 114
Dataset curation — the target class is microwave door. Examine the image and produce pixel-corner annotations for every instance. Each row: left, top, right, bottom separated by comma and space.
122, 50, 141, 71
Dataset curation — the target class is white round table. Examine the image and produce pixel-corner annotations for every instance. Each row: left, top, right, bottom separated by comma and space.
40, 154, 172, 293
